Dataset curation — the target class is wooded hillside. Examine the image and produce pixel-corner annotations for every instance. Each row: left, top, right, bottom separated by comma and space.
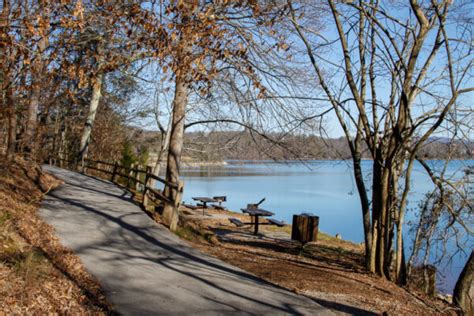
134, 129, 474, 162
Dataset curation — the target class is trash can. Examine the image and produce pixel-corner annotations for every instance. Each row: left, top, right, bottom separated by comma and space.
291, 213, 319, 244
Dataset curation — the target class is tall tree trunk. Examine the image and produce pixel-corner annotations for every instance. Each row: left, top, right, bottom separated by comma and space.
51, 103, 61, 162
396, 235, 407, 285
384, 167, 397, 281
23, 12, 48, 157
2, 74, 15, 160
1, 0, 12, 159
371, 151, 391, 279
24, 78, 40, 155
151, 119, 172, 186
78, 73, 103, 164
454, 251, 473, 316
397, 157, 415, 284
59, 124, 68, 167
352, 147, 372, 268
377, 169, 390, 278
370, 152, 383, 273
6, 90, 16, 160
2, 70, 15, 160
162, 74, 188, 231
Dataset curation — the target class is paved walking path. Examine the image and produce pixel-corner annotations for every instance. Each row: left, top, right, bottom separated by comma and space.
39, 165, 332, 315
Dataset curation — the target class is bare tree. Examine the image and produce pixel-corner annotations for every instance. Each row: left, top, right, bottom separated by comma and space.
287, 0, 473, 283
137, 1, 289, 230
75, 2, 152, 165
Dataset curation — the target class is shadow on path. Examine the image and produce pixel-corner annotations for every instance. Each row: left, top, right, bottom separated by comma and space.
39, 165, 374, 315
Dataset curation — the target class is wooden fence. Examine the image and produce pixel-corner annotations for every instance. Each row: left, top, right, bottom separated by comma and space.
50, 157, 184, 212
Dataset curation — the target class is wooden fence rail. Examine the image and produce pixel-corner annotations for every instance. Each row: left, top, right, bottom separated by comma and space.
50, 157, 183, 212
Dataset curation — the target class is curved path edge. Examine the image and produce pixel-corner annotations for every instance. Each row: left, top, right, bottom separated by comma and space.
39, 165, 333, 315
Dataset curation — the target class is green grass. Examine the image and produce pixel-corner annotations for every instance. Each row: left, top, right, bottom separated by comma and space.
0, 210, 52, 283
13, 250, 51, 280
174, 225, 196, 241
1, 243, 52, 283
175, 223, 217, 244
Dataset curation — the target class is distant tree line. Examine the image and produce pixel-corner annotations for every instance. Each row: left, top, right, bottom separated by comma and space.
134, 130, 473, 162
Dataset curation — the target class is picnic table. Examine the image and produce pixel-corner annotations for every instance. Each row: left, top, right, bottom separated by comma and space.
192, 197, 218, 215
240, 207, 274, 235
192, 197, 218, 208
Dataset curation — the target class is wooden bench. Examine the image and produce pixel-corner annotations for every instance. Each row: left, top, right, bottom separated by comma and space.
229, 218, 244, 227
246, 197, 265, 210
267, 218, 285, 227
213, 196, 227, 203
213, 196, 227, 209
211, 204, 227, 210
182, 203, 199, 210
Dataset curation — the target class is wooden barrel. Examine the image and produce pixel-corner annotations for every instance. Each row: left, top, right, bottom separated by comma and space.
291, 214, 319, 244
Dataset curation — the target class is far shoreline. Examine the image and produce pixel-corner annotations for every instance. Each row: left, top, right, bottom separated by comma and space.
179, 157, 473, 167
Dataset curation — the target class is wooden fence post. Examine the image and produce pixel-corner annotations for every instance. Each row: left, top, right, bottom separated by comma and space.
111, 162, 118, 183
81, 158, 87, 174
97, 162, 101, 176
142, 166, 152, 209
176, 180, 184, 208
135, 165, 141, 192
127, 163, 134, 189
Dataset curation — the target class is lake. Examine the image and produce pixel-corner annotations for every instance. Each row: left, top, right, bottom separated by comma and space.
178, 160, 473, 294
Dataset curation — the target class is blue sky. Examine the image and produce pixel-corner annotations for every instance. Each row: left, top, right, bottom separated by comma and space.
127, 1, 473, 140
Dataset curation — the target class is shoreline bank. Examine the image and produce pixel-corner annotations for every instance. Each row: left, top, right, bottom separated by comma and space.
173, 205, 454, 315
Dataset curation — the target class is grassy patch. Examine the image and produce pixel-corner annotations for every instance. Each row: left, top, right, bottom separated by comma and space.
6, 249, 52, 282
175, 221, 219, 245
174, 225, 197, 242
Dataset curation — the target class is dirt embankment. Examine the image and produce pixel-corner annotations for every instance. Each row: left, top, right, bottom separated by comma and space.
175, 207, 458, 316
0, 158, 109, 314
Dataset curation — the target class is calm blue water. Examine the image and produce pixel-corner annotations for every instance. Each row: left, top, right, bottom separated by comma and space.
177, 160, 473, 294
